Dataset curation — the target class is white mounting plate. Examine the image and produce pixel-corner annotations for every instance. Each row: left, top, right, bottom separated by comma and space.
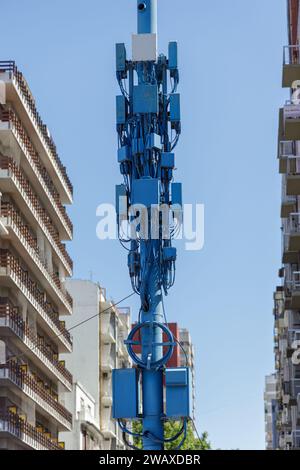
132, 33, 157, 62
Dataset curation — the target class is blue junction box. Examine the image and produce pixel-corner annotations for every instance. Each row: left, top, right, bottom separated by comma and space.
161, 152, 175, 169
132, 178, 160, 207
171, 182, 182, 207
133, 84, 158, 115
116, 43, 127, 73
116, 95, 126, 125
118, 145, 130, 163
112, 368, 139, 419
169, 93, 181, 123
165, 367, 191, 419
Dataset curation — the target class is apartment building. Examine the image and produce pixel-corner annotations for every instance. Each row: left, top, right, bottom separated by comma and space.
270, 0, 300, 450
179, 328, 196, 421
61, 381, 103, 450
264, 374, 279, 450
0, 62, 73, 449
60, 279, 131, 450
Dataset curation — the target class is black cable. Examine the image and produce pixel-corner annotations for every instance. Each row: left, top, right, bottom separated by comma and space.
122, 431, 142, 451
4, 292, 136, 366
145, 419, 185, 444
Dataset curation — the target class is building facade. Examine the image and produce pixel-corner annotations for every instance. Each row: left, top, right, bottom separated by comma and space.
270, 0, 300, 450
60, 279, 131, 450
61, 381, 103, 450
0, 61, 73, 449
179, 328, 196, 421
264, 374, 279, 450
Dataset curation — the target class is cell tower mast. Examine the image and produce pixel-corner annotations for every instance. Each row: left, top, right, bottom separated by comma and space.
113, 1, 190, 450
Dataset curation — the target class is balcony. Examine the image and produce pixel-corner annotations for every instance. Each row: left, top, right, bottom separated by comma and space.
283, 377, 300, 403
282, 214, 300, 264
0, 364, 72, 431
285, 213, 300, 250
292, 430, 300, 449
101, 344, 116, 372
287, 329, 300, 349
0, 155, 73, 273
100, 313, 116, 343
282, 102, 300, 141
0, 61, 73, 204
0, 249, 72, 352
283, 46, 300, 88
101, 378, 113, 407
0, 412, 63, 450
0, 107, 73, 245
101, 415, 117, 441
279, 142, 300, 197
1, 201, 72, 313
0, 300, 72, 389
0, 153, 72, 241
286, 272, 300, 309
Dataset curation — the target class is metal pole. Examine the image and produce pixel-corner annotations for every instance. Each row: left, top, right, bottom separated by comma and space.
136, 0, 164, 450
141, 242, 164, 450
113, 0, 184, 450
137, 0, 157, 34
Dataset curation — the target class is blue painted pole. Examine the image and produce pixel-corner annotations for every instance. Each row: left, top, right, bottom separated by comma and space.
136, 0, 164, 451
141, 242, 164, 450
114, 0, 183, 449
137, 0, 157, 34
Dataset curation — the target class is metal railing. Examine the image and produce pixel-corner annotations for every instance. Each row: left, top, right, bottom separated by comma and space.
284, 157, 300, 175
0, 107, 73, 238
0, 249, 72, 347
292, 430, 300, 449
288, 329, 300, 347
0, 155, 73, 274
0, 299, 72, 386
279, 140, 295, 157
283, 45, 300, 66
292, 271, 300, 291
284, 101, 300, 121
0, 411, 63, 450
1, 201, 72, 308
0, 61, 73, 197
0, 364, 72, 426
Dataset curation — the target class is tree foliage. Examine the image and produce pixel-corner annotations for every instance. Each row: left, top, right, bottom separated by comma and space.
132, 420, 211, 450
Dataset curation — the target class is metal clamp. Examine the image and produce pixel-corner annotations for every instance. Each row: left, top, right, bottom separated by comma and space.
125, 321, 176, 369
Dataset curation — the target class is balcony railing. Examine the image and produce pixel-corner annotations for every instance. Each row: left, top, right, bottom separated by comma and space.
284, 101, 300, 121
288, 328, 300, 341
292, 430, 300, 449
0, 155, 73, 273
1, 201, 72, 310
280, 156, 300, 176
0, 61, 73, 198
0, 300, 72, 388
0, 249, 72, 348
0, 412, 63, 450
286, 213, 300, 235
0, 364, 72, 428
0, 107, 73, 238
283, 45, 300, 66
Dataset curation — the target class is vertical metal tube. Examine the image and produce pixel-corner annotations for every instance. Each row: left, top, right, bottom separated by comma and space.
137, 0, 157, 34
141, 241, 164, 450
137, 0, 164, 450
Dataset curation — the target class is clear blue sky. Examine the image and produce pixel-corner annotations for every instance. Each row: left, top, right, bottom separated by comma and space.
1, 0, 287, 450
